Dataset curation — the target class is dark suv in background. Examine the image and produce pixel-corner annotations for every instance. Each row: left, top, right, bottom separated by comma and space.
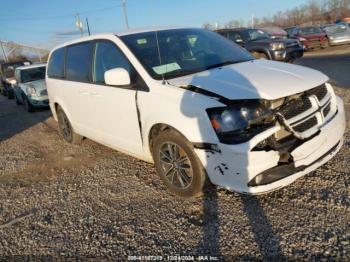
216, 28, 304, 63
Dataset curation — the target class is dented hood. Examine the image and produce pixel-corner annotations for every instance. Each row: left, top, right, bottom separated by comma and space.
167, 60, 329, 100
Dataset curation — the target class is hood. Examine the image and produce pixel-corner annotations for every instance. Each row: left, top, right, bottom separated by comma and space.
167, 60, 328, 100
25, 79, 46, 92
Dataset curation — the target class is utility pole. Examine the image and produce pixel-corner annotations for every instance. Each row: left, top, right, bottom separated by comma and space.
86, 17, 91, 36
121, 0, 130, 29
251, 14, 255, 28
75, 13, 84, 37
0, 41, 8, 62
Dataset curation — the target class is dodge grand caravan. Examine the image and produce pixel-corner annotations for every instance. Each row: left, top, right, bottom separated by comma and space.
46, 27, 345, 197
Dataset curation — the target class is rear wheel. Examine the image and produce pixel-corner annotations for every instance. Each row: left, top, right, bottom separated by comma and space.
57, 106, 83, 144
152, 129, 209, 198
15, 93, 21, 105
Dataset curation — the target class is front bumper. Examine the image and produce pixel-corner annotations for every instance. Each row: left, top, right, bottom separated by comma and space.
195, 96, 345, 194
271, 46, 304, 62
28, 95, 49, 107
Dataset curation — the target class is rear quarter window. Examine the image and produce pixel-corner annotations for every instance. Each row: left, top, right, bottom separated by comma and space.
66, 42, 93, 82
47, 48, 65, 78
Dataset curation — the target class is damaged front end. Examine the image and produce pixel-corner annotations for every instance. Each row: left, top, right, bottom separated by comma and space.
198, 82, 345, 193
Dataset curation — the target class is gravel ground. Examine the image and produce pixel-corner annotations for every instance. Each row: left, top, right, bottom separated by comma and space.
0, 46, 350, 260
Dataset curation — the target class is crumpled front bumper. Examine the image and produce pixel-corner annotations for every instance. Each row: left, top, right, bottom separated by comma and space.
195, 96, 346, 194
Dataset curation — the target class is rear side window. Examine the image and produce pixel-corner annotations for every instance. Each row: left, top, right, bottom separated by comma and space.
47, 48, 65, 78
93, 41, 132, 84
66, 42, 93, 82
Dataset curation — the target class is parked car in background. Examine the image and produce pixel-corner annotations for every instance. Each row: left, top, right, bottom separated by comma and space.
322, 24, 350, 46
13, 63, 48, 112
216, 28, 303, 63
46, 27, 345, 197
285, 26, 329, 50
0, 60, 31, 98
259, 26, 288, 39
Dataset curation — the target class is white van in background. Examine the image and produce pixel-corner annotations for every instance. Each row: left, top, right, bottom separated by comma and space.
46, 27, 345, 197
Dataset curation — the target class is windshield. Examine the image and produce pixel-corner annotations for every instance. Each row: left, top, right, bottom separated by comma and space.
324, 24, 347, 33
240, 29, 271, 41
21, 66, 46, 83
300, 27, 322, 35
120, 28, 253, 80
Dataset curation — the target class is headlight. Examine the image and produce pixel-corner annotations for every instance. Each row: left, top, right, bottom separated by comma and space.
298, 37, 307, 41
26, 86, 37, 97
270, 42, 285, 50
207, 101, 274, 144
329, 36, 334, 40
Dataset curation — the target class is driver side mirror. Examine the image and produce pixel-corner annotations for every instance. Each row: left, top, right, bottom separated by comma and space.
104, 68, 131, 86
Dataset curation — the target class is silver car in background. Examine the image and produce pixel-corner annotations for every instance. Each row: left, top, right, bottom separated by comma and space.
323, 24, 350, 46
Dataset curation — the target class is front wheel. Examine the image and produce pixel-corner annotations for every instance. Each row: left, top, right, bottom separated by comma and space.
321, 39, 329, 49
152, 129, 209, 198
57, 106, 83, 144
23, 95, 34, 112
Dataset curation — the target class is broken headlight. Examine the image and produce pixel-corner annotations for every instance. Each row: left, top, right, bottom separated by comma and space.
207, 100, 274, 144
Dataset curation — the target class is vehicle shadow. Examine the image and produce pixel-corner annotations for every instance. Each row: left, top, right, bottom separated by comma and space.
179, 65, 286, 260
0, 95, 51, 141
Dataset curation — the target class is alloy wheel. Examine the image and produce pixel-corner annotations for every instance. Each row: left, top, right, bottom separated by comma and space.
159, 142, 193, 189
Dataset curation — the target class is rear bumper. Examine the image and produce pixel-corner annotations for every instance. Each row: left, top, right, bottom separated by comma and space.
195, 96, 345, 194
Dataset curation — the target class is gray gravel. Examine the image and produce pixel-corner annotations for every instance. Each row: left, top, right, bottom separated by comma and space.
0, 46, 350, 260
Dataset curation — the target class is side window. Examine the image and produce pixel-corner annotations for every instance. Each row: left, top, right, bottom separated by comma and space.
227, 32, 242, 42
93, 41, 132, 84
66, 42, 93, 82
47, 47, 65, 78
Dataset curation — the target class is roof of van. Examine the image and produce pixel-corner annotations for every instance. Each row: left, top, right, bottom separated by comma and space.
50, 26, 193, 52
16, 63, 46, 71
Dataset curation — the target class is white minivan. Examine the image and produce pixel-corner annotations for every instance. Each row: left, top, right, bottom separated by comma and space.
46, 27, 345, 197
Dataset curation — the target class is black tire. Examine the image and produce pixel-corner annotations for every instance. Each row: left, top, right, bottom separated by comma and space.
7, 91, 14, 99
57, 106, 83, 144
152, 129, 209, 198
22, 95, 34, 112
15, 93, 21, 105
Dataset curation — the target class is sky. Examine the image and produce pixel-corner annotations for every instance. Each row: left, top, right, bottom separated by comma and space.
0, 0, 308, 50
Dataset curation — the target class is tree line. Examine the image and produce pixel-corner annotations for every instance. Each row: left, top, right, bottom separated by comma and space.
203, 0, 350, 30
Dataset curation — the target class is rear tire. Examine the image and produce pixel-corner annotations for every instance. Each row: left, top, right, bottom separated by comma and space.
152, 129, 209, 198
57, 106, 83, 144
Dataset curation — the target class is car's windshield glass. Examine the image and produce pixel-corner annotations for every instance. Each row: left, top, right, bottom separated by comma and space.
120, 28, 253, 80
240, 29, 270, 41
300, 27, 322, 35
21, 66, 46, 83
3, 63, 26, 78
324, 24, 347, 33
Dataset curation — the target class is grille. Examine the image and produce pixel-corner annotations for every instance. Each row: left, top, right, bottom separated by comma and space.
307, 85, 328, 101
40, 89, 48, 96
280, 98, 312, 120
323, 103, 331, 117
277, 83, 334, 138
293, 117, 318, 132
